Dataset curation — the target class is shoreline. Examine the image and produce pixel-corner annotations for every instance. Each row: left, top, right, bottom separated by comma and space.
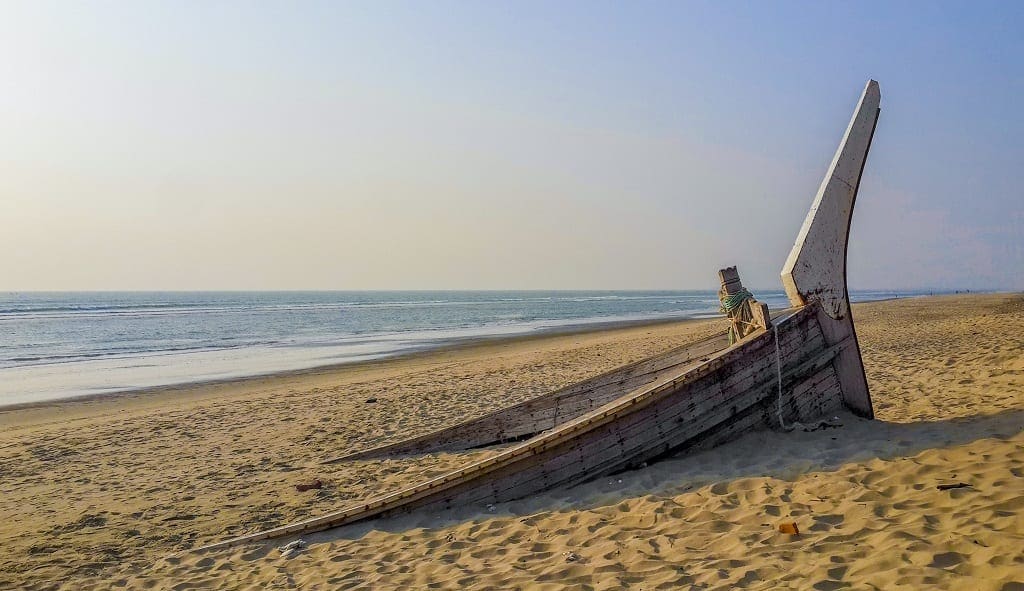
0, 313, 720, 427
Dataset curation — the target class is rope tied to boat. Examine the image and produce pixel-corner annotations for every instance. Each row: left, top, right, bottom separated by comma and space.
719, 288, 753, 313
773, 323, 793, 432
720, 288, 757, 344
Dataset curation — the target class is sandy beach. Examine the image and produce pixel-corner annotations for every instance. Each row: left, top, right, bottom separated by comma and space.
1, 293, 1021, 590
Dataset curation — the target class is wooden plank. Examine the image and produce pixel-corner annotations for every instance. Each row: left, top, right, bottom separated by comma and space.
324, 332, 731, 462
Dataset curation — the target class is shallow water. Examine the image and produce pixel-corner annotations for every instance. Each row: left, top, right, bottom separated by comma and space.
0, 289, 920, 405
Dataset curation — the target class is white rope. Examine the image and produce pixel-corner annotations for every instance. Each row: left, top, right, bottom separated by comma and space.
773, 323, 794, 432
773, 322, 843, 433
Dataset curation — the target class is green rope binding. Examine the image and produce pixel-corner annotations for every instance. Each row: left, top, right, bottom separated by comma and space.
720, 288, 753, 313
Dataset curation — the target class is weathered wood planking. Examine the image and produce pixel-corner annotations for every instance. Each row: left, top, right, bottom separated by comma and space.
325, 332, 730, 463
196, 306, 846, 552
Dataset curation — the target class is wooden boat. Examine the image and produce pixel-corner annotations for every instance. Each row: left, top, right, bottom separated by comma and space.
195, 79, 880, 552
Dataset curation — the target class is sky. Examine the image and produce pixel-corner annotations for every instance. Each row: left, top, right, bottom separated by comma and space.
1, 1, 1021, 291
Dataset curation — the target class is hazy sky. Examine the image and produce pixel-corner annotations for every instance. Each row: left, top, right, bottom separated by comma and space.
2, 1, 1021, 291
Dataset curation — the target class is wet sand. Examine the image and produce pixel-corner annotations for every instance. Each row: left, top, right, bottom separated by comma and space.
1, 294, 1021, 590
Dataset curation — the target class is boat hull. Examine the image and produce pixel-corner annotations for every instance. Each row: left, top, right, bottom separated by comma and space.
197, 305, 847, 551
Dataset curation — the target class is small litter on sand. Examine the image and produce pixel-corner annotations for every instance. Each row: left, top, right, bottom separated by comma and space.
778, 522, 800, 535
295, 480, 323, 492
936, 482, 971, 491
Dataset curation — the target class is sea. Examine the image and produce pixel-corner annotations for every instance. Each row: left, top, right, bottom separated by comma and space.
0, 290, 925, 407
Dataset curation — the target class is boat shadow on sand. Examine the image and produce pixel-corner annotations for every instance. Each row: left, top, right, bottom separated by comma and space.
259, 406, 1023, 551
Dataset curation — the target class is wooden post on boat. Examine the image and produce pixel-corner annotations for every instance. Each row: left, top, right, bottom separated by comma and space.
718, 266, 771, 342
781, 79, 880, 419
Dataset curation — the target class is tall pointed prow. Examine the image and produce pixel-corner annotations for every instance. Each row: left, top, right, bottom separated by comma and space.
782, 79, 880, 418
